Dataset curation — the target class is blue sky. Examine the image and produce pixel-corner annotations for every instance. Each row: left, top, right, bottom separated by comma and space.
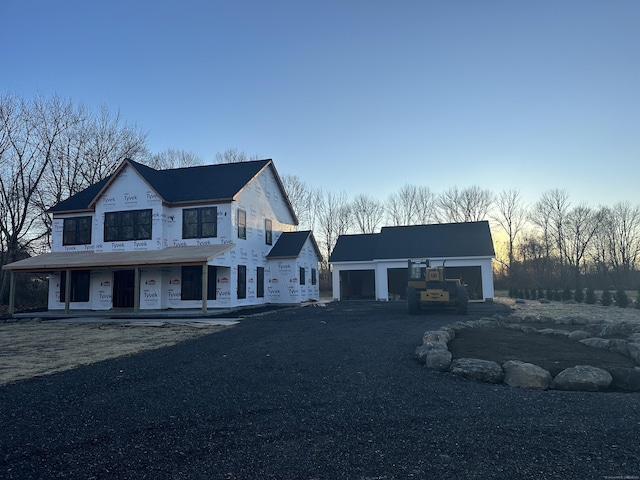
3, 0, 639, 208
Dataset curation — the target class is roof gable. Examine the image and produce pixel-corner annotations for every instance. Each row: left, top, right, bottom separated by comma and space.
329, 222, 495, 263
267, 231, 322, 261
49, 159, 296, 220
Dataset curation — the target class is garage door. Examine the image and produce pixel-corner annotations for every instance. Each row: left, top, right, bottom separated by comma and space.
339, 270, 375, 300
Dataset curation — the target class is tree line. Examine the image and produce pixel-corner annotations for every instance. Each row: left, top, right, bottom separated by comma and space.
281, 176, 640, 293
1, 93, 638, 306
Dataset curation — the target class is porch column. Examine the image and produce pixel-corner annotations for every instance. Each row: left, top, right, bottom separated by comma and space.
133, 267, 140, 313
201, 262, 208, 313
8, 271, 15, 315
375, 264, 389, 301
64, 269, 71, 313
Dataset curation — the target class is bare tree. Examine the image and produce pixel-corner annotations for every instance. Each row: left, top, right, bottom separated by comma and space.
80, 106, 147, 186
145, 148, 203, 170
414, 186, 437, 225
530, 189, 570, 283
214, 148, 260, 164
351, 194, 384, 233
600, 202, 640, 288
491, 189, 528, 278
0, 94, 75, 298
436, 186, 493, 223
0, 93, 149, 302
563, 204, 602, 288
34, 103, 147, 246
316, 190, 352, 267
280, 173, 319, 231
385, 184, 434, 226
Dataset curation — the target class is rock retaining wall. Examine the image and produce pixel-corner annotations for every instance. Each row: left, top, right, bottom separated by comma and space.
415, 313, 640, 392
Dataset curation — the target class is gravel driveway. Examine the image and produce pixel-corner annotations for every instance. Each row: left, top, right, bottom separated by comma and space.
1, 301, 639, 479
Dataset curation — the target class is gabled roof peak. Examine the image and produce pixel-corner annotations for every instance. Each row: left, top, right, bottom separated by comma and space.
48, 158, 296, 223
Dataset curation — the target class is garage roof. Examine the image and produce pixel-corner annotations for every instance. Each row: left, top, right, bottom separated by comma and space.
2, 244, 234, 272
329, 221, 495, 263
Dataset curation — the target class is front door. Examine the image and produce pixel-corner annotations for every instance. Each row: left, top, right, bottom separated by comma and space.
113, 270, 135, 308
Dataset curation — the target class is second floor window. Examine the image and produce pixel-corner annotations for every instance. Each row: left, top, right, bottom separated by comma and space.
183, 207, 217, 239
238, 209, 246, 239
104, 209, 152, 242
265, 219, 272, 245
63, 216, 92, 245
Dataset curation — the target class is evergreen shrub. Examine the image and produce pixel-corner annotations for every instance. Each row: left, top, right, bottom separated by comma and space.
615, 289, 629, 308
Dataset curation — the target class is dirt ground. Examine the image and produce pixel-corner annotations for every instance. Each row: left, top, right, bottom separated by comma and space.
450, 298, 640, 376
449, 326, 638, 377
0, 320, 230, 386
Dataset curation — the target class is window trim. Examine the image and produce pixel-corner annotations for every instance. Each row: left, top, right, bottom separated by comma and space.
62, 216, 92, 246
182, 206, 218, 239
104, 209, 152, 242
311, 268, 317, 286
300, 267, 306, 286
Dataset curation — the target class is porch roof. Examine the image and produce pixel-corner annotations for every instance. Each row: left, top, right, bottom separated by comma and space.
2, 244, 234, 272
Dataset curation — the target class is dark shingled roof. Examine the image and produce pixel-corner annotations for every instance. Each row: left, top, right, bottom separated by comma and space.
267, 231, 322, 261
48, 177, 111, 213
329, 222, 495, 263
49, 158, 281, 213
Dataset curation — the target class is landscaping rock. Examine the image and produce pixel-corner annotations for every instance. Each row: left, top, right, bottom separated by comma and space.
414, 344, 430, 364
505, 324, 538, 334
607, 339, 630, 357
539, 328, 570, 338
439, 326, 455, 341
568, 330, 590, 341
415, 341, 448, 364
607, 367, 640, 392
626, 343, 640, 363
502, 360, 552, 390
425, 350, 452, 371
550, 365, 613, 391
449, 358, 504, 383
423, 330, 451, 344
579, 337, 610, 349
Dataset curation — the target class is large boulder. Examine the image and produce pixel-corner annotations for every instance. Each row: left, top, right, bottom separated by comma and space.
539, 328, 570, 338
607, 367, 640, 392
550, 365, 613, 391
425, 350, 452, 371
607, 339, 630, 357
423, 330, 451, 344
449, 358, 504, 383
415, 340, 448, 364
414, 344, 430, 364
502, 360, 552, 390
568, 330, 590, 341
579, 337, 610, 349
626, 343, 640, 364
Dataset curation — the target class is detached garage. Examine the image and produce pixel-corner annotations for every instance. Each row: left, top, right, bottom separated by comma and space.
329, 221, 495, 302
